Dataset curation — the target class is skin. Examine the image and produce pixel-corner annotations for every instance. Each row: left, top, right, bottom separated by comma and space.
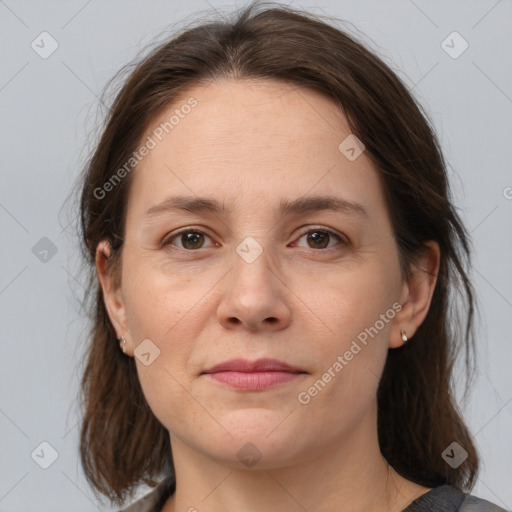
96, 79, 440, 512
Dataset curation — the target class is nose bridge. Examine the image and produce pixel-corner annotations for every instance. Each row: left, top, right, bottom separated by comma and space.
226, 194, 276, 272
231, 235, 277, 300
216, 235, 292, 330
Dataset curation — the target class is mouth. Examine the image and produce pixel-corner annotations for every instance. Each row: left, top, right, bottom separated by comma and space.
201, 358, 307, 391
204, 370, 306, 390
202, 357, 304, 374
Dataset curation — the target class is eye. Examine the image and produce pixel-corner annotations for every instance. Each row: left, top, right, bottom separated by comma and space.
163, 229, 215, 250
293, 228, 347, 250
162, 227, 347, 252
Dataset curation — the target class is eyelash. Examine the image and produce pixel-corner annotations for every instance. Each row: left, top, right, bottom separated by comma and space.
162, 226, 348, 252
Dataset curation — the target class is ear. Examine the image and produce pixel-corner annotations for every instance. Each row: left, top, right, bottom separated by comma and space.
95, 240, 131, 355
389, 240, 441, 349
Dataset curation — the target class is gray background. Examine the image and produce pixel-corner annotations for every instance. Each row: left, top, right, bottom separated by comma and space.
1, 0, 511, 510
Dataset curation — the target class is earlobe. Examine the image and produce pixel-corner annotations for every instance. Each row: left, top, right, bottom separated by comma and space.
389, 241, 441, 349
95, 240, 128, 344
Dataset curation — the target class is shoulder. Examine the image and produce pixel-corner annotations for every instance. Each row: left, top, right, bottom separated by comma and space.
404, 484, 508, 512
458, 493, 509, 512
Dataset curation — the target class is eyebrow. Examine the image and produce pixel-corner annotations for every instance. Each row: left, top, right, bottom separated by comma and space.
144, 195, 368, 219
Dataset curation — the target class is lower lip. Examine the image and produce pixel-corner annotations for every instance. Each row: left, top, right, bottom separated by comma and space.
204, 371, 304, 390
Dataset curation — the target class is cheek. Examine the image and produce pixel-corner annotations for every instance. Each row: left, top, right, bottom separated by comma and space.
121, 255, 201, 341
124, 269, 202, 432
297, 257, 399, 401
304, 258, 398, 345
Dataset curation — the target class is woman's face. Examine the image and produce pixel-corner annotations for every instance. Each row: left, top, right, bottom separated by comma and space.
99, 79, 429, 468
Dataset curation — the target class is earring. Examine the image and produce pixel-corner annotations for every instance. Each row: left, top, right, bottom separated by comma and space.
117, 336, 126, 354
400, 330, 408, 343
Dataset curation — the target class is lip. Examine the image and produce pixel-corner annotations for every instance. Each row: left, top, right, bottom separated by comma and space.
201, 358, 307, 391
202, 358, 304, 374
206, 371, 305, 390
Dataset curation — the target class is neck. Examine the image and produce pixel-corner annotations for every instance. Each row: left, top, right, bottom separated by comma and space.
162, 404, 429, 512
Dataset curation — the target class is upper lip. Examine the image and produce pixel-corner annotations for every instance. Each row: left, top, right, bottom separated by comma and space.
202, 358, 305, 374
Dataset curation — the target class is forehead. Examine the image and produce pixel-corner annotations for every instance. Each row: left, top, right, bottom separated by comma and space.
149, 78, 352, 159
127, 79, 387, 224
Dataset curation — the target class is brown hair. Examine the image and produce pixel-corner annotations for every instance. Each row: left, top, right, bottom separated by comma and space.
74, 1, 479, 506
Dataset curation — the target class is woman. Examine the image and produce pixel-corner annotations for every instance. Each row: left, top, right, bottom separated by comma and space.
75, 2, 507, 511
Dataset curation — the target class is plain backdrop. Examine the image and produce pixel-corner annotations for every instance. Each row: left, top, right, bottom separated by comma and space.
0, 0, 511, 511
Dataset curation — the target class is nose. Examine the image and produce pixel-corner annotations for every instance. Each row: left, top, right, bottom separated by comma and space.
216, 245, 292, 332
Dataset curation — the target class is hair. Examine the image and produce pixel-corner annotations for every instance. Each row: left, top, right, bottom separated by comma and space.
74, 0, 480, 507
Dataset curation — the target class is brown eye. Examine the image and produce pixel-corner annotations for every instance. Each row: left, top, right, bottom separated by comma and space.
164, 230, 212, 250
295, 229, 345, 250
307, 230, 330, 249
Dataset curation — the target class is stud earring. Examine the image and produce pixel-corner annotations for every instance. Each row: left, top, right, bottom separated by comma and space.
400, 330, 408, 343
117, 336, 126, 354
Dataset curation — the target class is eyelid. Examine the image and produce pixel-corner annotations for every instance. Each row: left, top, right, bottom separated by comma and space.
294, 225, 348, 244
